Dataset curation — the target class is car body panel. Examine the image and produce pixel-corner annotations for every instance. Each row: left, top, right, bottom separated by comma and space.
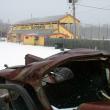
79, 101, 110, 110
0, 48, 110, 110
0, 48, 110, 87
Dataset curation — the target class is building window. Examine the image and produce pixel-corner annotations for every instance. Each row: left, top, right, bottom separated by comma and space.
35, 37, 39, 40
25, 36, 29, 39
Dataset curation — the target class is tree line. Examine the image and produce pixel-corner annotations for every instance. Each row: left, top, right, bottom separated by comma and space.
0, 20, 10, 38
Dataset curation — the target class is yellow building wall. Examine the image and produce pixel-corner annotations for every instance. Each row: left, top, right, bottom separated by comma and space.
54, 25, 73, 39
9, 36, 17, 42
37, 36, 44, 46
45, 24, 58, 30
59, 15, 80, 24
23, 36, 35, 45
13, 26, 32, 30
7, 32, 17, 42
13, 38, 17, 42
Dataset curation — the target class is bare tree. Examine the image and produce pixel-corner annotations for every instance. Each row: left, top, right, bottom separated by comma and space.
0, 20, 10, 38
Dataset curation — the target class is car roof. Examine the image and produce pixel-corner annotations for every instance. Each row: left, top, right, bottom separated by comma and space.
0, 48, 110, 86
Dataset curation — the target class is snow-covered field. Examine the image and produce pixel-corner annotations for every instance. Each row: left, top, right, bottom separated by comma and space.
0, 41, 62, 69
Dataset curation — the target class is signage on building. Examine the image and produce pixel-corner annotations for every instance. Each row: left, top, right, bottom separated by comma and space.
13, 25, 47, 30
13, 26, 32, 30
12, 24, 55, 30
31, 25, 45, 30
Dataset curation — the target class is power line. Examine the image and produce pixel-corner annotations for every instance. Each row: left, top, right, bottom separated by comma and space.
76, 4, 110, 11
103, 4, 110, 8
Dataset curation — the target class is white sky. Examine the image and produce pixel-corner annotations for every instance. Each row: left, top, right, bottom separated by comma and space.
0, 0, 110, 24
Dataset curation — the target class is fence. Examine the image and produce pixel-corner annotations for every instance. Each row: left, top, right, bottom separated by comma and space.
44, 38, 110, 52
79, 24, 110, 40
64, 23, 110, 40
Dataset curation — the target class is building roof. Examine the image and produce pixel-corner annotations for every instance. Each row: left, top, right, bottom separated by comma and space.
14, 14, 79, 25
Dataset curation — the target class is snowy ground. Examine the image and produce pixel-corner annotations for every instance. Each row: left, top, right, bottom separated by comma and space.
0, 41, 62, 69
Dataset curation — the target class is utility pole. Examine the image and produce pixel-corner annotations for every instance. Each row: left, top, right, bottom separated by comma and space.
72, 0, 77, 39
106, 24, 108, 40
68, 0, 77, 39
98, 24, 101, 40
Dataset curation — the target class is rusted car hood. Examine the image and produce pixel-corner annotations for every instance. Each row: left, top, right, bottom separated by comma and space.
0, 48, 110, 86
79, 101, 110, 110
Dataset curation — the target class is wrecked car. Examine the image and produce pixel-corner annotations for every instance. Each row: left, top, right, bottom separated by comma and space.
0, 48, 110, 110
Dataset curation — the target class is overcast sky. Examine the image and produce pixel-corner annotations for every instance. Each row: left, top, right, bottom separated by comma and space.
0, 0, 110, 25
